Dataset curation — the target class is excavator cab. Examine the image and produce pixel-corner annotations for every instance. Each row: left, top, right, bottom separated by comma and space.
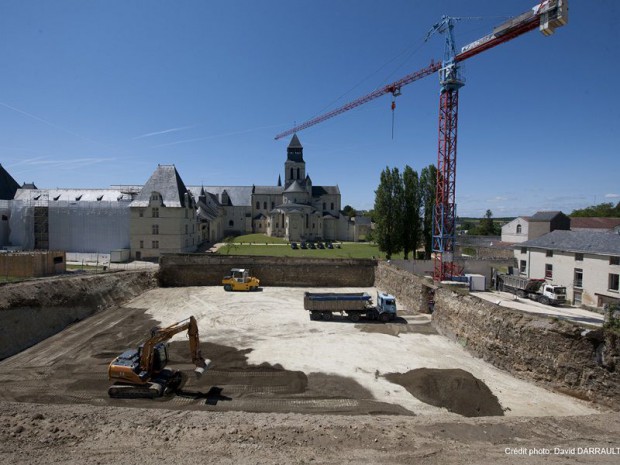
107, 316, 208, 399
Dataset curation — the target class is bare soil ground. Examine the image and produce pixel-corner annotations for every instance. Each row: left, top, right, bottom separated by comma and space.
1, 285, 618, 463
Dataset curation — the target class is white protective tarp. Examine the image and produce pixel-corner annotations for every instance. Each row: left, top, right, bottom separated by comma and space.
48, 201, 130, 253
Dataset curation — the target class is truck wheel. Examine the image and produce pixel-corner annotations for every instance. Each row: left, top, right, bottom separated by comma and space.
517, 290, 526, 298
348, 312, 360, 323
539, 296, 550, 305
322, 312, 332, 321
380, 313, 390, 323
224, 284, 232, 292
310, 311, 319, 320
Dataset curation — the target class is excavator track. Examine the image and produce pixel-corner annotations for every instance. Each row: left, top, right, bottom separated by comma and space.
108, 371, 183, 399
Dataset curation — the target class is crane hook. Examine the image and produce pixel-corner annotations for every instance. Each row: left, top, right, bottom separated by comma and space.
390, 88, 402, 140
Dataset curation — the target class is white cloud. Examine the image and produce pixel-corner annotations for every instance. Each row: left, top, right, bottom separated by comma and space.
605, 193, 620, 199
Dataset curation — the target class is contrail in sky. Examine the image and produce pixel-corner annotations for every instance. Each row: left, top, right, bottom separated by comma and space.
0, 101, 97, 144
133, 125, 198, 140
151, 124, 284, 148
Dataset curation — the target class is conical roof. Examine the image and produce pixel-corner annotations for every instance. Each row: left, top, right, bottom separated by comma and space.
288, 134, 302, 149
284, 180, 305, 193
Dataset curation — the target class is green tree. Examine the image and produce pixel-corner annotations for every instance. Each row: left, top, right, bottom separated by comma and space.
342, 204, 357, 218
570, 201, 620, 217
402, 165, 421, 260
477, 209, 498, 235
373, 167, 404, 259
419, 164, 437, 259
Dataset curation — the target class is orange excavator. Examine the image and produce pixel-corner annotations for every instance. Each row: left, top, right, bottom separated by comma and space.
108, 316, 210, 399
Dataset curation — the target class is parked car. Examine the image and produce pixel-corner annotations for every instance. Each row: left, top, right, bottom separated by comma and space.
300, 241, 307, 249
308, 242, 316, 249
326, 242, 334, 249
291, 242, 298, 249
317, 242, 325, 249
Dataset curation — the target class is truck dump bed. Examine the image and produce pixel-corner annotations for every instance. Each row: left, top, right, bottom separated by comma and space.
499, 274, 544, 293
304, 292, 372, 312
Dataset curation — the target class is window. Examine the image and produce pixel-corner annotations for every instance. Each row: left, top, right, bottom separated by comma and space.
53, 256, 63, 264
297, 168, 300, 179
574, 269, 583, 288
152, 208, 159, 218
575, 253, 584, 261
611, 256, 620, 266
516, 224, 522, 233
152, 224, 159, 235
228, 220, 234, 227
263, 201, 267, 210
256, 201, 260, 210
271, 202, 275, 209
609, 274, 620, 292
545, 264, 553, 279
185, 224, 188, 235
574, 290, 582, 306
521, 247, 527, 254
139, 240, 144, 249
139, 209, 144, 218
546, 250, 553, 258
323, 202, 326, 210
152, 240, 159, 249
519, 260, 527, 274
290, 168, 293, 179
331, 203, 334, 210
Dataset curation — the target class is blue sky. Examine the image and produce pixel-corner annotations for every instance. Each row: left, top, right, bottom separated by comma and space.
0, 0, 617, 217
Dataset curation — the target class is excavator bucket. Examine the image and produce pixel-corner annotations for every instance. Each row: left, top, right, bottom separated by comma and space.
194, 358, 211, 378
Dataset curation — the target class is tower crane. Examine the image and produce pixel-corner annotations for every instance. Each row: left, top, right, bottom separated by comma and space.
274, 0, 568, 281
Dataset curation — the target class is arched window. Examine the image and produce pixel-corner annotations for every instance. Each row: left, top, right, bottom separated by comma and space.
331, 202, 334, 210
263, 201, 267, 209
229, 220, 234, 227
323, 202, 326, 210
297, 168, 300, 179
516, 224, 522, 234
290, 168, 293, 179
256, 201, 260, 210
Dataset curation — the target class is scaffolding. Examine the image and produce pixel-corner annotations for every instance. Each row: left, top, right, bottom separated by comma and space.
9, 197, 131, 253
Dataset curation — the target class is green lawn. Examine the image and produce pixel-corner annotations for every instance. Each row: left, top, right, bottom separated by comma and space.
226, 233, 288, 244
216, 241, 405, 260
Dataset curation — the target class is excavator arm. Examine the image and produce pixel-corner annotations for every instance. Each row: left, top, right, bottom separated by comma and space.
140, 316, 208, 378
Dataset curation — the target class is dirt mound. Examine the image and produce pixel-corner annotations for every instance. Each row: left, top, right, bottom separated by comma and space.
385, 368, 504, 417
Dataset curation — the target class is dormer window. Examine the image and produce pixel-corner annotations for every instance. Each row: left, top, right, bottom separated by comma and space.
75, 195, 82, 201
97, 195, 104, 201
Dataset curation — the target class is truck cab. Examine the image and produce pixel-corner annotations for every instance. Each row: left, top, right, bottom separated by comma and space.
541, 284, 566, 305
376, 292, 397, 319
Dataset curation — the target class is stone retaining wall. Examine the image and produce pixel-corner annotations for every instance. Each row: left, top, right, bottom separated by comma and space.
158, 254, 376, 288
376, 262, 620, 409
0, 270, 157, 360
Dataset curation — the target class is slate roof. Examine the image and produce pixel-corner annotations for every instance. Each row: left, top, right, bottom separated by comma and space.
21, 182, 37, 189
312, 185, 340, 196
253, 186, 284, 195
519, 230, 620, 256
288, 134, 302, 149
0, 164, 20, 200
284, 180, 305, 193
189, 186, 252, 207
131, 165, 189, 208
529, 211, 564, 222
14, 188, 132, 202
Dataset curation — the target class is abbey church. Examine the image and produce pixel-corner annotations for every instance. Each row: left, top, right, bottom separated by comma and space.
0, 134, 367, 260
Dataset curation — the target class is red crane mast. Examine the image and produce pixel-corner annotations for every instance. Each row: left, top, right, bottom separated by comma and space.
275, 1, 568, 281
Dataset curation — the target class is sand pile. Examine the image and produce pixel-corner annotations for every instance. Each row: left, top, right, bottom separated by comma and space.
385, 368, 504, 417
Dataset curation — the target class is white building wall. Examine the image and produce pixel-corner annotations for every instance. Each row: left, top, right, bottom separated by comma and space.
501, 217, 530, 243
516, 247, 620, 307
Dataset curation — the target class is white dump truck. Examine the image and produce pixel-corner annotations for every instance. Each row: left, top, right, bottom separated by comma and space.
304, 291, 397, 322
498, 274, 566, 306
